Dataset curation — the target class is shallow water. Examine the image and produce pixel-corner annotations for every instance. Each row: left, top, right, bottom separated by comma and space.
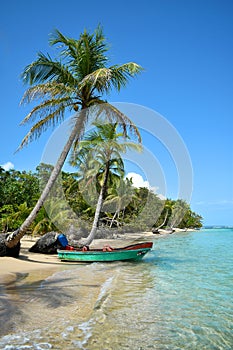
0, 229, 232, 349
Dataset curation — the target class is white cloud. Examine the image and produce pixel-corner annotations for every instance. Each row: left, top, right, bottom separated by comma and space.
126, 172, 150, 189
1, 161, 14, 171
125, 172, 165, 199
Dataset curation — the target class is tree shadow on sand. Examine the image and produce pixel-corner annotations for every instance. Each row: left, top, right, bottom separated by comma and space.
0, 271, 100, 337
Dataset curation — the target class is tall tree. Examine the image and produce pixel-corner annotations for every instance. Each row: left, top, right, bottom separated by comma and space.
70, 122, 141, 246
4, 26, 143, 251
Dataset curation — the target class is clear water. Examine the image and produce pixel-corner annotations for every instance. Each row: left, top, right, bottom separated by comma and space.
0, 229, 232, 349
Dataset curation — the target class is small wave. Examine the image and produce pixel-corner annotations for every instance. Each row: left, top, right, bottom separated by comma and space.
71, 320, 93, 349
72, 274, 118, 349
94, 275, 114, 311
0, 330, 52, 350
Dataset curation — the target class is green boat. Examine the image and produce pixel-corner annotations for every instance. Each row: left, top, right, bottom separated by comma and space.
57, 242, 153, 262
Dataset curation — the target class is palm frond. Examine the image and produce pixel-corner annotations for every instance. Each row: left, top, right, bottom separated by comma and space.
110, 62, 144, 91
21, 52, 78, 86
50, 26, 109, 81
79, 68, 111, 91
49, 29, 78, 60
20, 82, 79, 105
80, 62, 143, 95
93, 103, 142, 143
17, 106, 66, 150
77, 27, 109, 76
20, 97, 72, 125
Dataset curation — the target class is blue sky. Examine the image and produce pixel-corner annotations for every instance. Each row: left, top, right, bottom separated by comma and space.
1, 0, 232, 226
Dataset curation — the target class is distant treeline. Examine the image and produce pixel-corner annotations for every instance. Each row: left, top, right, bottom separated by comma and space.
0, 165, 203, 235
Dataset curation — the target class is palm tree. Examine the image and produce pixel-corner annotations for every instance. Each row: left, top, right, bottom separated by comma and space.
70, 122, 142, 246
5, 26, 143, 251
167, 199, 189, 229
105, 177, 136, 228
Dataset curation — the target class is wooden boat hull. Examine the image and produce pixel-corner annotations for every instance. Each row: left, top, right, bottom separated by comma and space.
57, 242, 153, 262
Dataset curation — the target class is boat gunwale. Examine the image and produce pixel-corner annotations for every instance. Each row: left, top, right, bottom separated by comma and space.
58, 241, 153, 254
57, 247, 152, 255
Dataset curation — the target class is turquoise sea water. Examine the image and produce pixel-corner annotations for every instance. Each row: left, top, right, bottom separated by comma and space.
0, 228, 232, 349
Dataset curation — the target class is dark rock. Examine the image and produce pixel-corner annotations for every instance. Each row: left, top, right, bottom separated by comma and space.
29, 231, 66, 254
0, 234, 7, 257
6, 241, 21, 257
0, 234, 21, 258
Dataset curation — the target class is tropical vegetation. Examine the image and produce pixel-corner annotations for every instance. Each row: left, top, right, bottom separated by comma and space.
0, 164, 203, 236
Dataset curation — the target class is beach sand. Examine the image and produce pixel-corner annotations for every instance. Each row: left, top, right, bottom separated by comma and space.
0, 232, 155, 342
0, 232, 154, 283
0, 237, 62, 283
0, 230, 195, 345
0, 228, 195, 283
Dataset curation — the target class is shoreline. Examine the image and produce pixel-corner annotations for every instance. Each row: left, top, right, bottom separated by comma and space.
0, 232, 152, 282
0, 229, 196, 283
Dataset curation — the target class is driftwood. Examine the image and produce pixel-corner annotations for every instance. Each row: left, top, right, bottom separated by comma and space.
157, 228, 174, 234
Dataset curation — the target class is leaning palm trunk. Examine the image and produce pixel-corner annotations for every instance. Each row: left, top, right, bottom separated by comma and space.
110, 206, 121, 228
81, 163, 110, 246
153, 209, 169, 232
110, 210, 118, 228
5, 111, 86, 248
